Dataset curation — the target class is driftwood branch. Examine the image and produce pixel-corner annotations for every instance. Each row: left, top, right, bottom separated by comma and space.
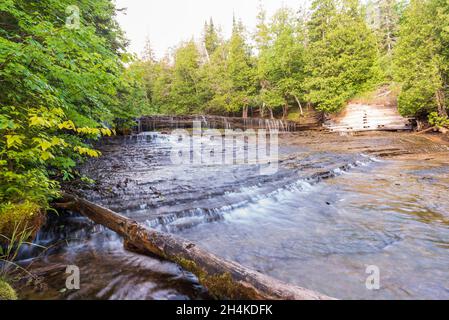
413, 127, 437, 135
55, 193, 334, 300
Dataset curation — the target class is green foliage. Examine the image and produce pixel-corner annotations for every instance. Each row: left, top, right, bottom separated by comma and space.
204, 18, 221, 58
170, 41, 207, 114
202, 43, 233, 114
0, 1, 134, 229
128, 0, 402, 117
429, 112, 449, 128
120, 60, 155, 117
366, 0, 404, 79
226, 21, 257, 115
305, 0, 380, 113
128, 20, 257, 117
0, 105, 110, 207
393, 0, 449, 118
257, 8, 306, 117
1, 2, 447, 265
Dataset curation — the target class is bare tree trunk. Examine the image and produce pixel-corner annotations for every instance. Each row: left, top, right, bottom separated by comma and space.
260, 103, 265, 118
204, 44, 211, 63
282, 104, 289, 120
436, 89, 448, 117
54, 194, 333, 300
242, 106, 248, 119
294, 95, 304, 116
269, 107, 274, 119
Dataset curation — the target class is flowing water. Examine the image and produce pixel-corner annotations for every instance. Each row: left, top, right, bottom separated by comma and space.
16, 130, 449, 300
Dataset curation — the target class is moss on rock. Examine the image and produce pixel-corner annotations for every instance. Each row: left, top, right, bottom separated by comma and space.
0, 280, 17, 300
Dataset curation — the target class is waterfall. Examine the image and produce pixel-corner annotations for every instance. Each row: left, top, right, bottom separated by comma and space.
134, 116, 298, 134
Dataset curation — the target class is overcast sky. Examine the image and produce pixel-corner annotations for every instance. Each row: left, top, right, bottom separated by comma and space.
114, 0, 309, 58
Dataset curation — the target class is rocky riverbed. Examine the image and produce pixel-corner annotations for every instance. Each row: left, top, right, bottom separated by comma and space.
16, 131, 449, 300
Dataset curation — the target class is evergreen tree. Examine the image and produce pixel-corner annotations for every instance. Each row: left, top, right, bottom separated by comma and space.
152, 58, 174, 114
366, 0, 404, 78
271, 8, 306, 117
255, 1, 271, 52
376, 0, 401, 56
199, 40, 231, 114
203, 18, 220, 60
307, 0, 338, 42
228, 20, 256, 117
255, 3, 273, 117
142, 36, 156, 62
170, 41, 205, 114
257, 8, 306, 118
305, 0, 379, 113
394, 0, 449, 118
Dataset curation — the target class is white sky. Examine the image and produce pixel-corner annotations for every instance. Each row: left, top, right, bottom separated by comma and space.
114, 0, 309, 58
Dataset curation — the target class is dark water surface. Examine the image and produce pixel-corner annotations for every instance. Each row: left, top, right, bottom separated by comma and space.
17, 132, 449, 300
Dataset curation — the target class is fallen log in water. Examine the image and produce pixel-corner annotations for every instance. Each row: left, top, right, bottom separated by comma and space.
413, 126, 449, 136
413, 127, 437, 135
55, 193, 334, 300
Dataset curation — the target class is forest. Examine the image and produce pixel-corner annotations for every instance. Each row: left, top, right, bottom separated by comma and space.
1, 0, 449, 300
128, 0, 449, 121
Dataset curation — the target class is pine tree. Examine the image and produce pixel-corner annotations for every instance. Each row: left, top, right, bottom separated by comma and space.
255, 3, 273, 117
272, 9, 306, 117
142, 36, 156, 62
305, 0, 379, 113
366, 0, 404, 78
203, 18, 220, 59
394, 0, 448, 118
202, 42, 234, 114
307, 0, 338, 42
257, 8, 306, 118
152, 59, 174, 114
376, 0, 401, 56
228, 20, 256, 117
170, 41, 205, 114
255, 1, 271, 51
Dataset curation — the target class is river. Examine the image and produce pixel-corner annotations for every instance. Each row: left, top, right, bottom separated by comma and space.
16, 130, 449, 300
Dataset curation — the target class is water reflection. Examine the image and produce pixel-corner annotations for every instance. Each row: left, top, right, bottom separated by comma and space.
178, 158, 449, 299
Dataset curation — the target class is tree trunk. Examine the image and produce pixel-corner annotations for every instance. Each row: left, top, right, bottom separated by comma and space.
269, 107, 274, 119
294, 95, 304, 116
282, 104, 289, 120
204, 44, 211, 63
54, 194, 333, 300
242, 106, 248, 119
260, 103, 265, 118
436, 89, 448, 117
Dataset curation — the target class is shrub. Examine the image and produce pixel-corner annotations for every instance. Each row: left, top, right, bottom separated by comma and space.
429, 112, 449, 128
